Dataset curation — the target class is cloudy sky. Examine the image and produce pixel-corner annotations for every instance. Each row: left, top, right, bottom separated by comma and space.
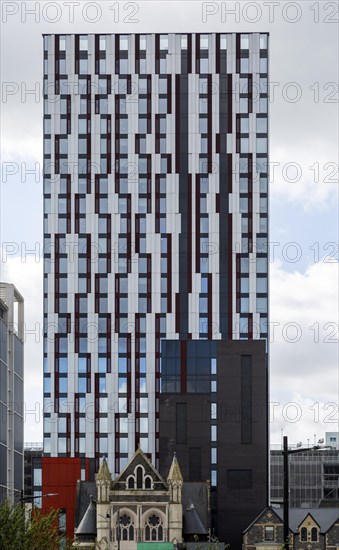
1, 0, 338, 446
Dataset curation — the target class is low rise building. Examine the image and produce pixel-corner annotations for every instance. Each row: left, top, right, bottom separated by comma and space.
243, 506, 339, 550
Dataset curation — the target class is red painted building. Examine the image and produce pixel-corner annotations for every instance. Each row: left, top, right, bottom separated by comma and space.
42, 457, 89, 541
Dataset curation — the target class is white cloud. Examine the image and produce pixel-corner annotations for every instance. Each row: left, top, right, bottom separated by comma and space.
270, 142, 339, 210
270, 259, 339, 444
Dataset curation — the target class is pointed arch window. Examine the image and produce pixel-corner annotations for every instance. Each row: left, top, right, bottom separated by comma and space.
311, 527, 318, 542
145, 514, 163, 541
117, 513, 134, 541
127, 476, 134, 489
145, 476, 152, 489
136, 466, 143, 488
300, 527, 307, 541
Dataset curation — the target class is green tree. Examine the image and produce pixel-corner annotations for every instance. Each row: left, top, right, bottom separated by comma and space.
0, 500, 73, 550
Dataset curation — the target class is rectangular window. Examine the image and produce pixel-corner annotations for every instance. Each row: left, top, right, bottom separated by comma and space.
176, 403, 187, 444
265, 526, 274, 541
189, 447, 201, 481
241, 355, 252, 444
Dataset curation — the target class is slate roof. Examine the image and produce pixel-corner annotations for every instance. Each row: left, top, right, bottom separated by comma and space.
74, 480, 96, 528
184, 502, 208, 535
182, 482, 209, 530
75, 495, 97, 537
244, 506, 339, 534
274, 507, 339, 533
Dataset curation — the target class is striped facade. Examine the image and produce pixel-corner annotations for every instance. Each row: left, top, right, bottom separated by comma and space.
43, 33, 269, 476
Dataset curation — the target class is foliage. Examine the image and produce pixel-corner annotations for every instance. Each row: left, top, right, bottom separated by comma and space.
0, 499, 73, 550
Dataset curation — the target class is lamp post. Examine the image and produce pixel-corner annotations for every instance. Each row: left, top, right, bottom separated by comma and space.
20, 490, 59, 506
113, 507, 120, 550
280, 436, 331, 550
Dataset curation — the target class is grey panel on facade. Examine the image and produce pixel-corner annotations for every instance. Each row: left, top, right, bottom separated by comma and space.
14, 336, 23, 378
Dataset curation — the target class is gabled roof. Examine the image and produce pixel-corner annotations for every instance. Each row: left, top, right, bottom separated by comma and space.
287, 509, 339, 533
243, 506, 283, 534
75, 495, 97, 537
184, 502, 208, 535
244, 506, 339, 535
112, 446, 167, 491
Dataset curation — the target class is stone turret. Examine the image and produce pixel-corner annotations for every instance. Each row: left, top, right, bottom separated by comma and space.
167, 453, 183, 543
96, 457, 111, 548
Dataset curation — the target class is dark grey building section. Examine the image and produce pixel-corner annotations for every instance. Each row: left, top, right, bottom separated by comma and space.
160, 339, 268, 548
24, 443, 43, 500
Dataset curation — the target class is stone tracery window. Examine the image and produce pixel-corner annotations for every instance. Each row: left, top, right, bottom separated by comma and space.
117, 513, 134, 541
145, 514, 163, 541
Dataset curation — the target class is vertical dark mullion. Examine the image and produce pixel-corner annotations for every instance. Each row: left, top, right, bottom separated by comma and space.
215, 34, 220, 74
248, 153, 253, 253
248, 74, 253, 114
175, 76, 180, 173
107, 114, 111, 173
187, 34, 192, 74
127, 334, 131, 413
227, 74, 233, 134
236, 255, 241, 313
207, 273, 213, 339
107, 313, 112, 373
195, 34, 200, 73
54, 35, 60, 94
167, 74, 172, 113
167, 234, 172, 313
236, 34, 241, 74
135, 214, 140, 254
187, 174, 192, 294
228, 211, 233, 339
195, 175, 200, 273
135, 34, 140, 74
207, 74, 212, 172
147, 255, 152, 313
94, 373, 100, 467
155, 34, 160, 74
127, 195, 132, 273
95, 35, 99, 74
66, 174, 71, 233
74, 35, 79, 75
55, 135, 60, 174
107, 215, 112, 275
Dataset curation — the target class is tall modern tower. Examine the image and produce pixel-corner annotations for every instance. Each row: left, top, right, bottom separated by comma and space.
43, 33, 269, 535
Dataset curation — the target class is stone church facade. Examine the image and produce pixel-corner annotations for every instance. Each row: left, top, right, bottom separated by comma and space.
74, 447, 183, 548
